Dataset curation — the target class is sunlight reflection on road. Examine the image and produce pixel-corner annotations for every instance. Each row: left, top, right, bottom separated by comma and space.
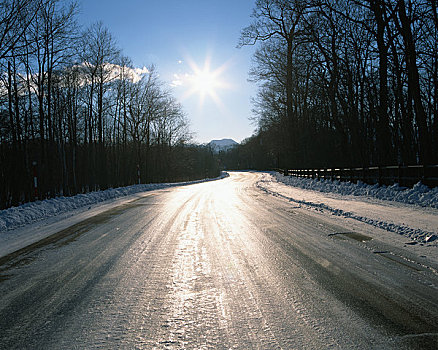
1, 173, 431, 349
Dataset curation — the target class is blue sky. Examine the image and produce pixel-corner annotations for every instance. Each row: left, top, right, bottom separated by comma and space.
78, 0, 257, 144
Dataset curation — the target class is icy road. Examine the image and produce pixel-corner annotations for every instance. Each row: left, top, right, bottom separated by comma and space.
0, 172, 437, 349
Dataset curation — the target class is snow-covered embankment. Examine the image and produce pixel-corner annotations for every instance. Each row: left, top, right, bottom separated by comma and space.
257, 172, 438, 244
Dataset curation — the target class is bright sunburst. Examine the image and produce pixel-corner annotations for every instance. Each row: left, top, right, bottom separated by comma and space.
180, 55, 231, 107
191, 69, 218, 97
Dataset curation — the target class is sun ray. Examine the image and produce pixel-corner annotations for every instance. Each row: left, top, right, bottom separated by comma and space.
179, 54, 233, 109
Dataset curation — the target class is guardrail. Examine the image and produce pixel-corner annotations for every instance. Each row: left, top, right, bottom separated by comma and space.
275, 165, 438, 188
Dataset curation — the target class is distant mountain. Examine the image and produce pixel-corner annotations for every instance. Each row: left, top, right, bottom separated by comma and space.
208, 138, 238, 153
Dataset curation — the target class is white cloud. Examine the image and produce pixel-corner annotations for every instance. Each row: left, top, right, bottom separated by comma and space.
171, 79, 183, 87
170, 72, 192, 88
133, 66, 150, 77
0, 63, 151, 97
102, 63, 149, 83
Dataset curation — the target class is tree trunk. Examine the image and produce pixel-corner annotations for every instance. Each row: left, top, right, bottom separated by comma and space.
398, 0, 430, 164
371, 0, 393, 164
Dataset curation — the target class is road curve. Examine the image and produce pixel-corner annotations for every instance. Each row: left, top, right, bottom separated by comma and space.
0, 172, 437, 349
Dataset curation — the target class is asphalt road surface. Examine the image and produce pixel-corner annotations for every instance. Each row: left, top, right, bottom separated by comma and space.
0, 172, 437, 349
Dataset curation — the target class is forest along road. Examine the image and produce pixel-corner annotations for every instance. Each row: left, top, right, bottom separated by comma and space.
0, 172, 437, 349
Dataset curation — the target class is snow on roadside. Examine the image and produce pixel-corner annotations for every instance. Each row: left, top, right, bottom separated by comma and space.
0, 173, 229, 233
273, 172, 438, 208
257, 172, 438, 244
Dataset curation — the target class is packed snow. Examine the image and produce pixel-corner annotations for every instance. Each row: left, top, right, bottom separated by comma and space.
0, 173, 228, 233
257, 172, 438, 245
1, 170, 437, 259
273, 172, 438, 208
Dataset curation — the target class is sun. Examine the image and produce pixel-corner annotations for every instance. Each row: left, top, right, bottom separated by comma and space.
181, 55, 231, 107
191, 69, 218, 97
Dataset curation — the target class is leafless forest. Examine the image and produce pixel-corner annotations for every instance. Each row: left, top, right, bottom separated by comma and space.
229, 0, 438, 170
0, 0, 218, 209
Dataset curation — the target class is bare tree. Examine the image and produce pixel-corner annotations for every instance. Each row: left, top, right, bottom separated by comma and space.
0, 0, 41, 60
79, 21, 120, 188
240, 0, 313, 165
0, 8, 217, 208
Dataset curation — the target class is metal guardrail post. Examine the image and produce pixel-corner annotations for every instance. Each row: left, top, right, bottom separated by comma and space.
398, 165, 401, 185
32, 161, 38, 200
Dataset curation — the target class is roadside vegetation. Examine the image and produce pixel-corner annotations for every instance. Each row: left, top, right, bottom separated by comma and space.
229, 0, 438, 170
0, 0, 219, 209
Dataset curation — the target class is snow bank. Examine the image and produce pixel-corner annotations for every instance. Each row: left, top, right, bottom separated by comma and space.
0, 173, 229, 232
257, 172, 438, 244
272, 173, 438, 208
